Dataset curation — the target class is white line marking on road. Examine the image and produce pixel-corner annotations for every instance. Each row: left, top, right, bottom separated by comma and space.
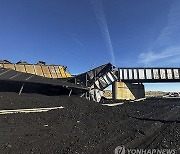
0, 106, 64, 115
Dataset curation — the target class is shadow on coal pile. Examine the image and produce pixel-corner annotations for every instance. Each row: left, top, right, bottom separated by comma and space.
128, 115, 180, 124
0, 80, 71, 96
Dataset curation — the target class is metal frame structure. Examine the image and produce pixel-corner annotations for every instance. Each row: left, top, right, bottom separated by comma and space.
117, 68, 180, 83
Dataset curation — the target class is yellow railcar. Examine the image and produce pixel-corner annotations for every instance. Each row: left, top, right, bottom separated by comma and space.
0, 61, 71, 79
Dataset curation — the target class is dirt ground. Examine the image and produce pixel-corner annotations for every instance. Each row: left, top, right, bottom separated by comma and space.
0, 92, 179, 154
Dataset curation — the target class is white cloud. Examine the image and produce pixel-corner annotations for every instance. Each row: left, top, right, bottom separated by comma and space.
72, 37, 83, 47
91, 0, 115, 65
138, 0, 180, 66
138, 46, 180, 66
155, 0, 180, 48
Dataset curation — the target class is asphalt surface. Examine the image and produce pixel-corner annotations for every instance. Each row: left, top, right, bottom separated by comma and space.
0, 92, 179, 154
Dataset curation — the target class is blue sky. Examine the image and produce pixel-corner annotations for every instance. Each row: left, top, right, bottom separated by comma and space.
0, 0, 180, 91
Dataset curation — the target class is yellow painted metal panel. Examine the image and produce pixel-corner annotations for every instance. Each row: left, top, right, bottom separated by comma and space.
59, 66, 66, 78
25, 65, 35, 74
65, 72, 71, 77
48, 66, 58, 78
15, 64, 26, 73
3, 64, 15, 70
34, 65, 44, 77
0, 63, 71, 79
54, 66, 62, 78
41, 66, 52, 78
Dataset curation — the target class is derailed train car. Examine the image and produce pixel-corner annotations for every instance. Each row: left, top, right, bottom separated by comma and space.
0, 60, 117, 102
0, 60, 71, 79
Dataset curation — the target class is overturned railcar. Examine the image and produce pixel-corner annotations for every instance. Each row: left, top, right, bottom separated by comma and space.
0, 61, 117, 102
0, 60, 71, 79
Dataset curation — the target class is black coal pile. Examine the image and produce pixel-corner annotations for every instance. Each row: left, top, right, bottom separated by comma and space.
0, 92, 180, 154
